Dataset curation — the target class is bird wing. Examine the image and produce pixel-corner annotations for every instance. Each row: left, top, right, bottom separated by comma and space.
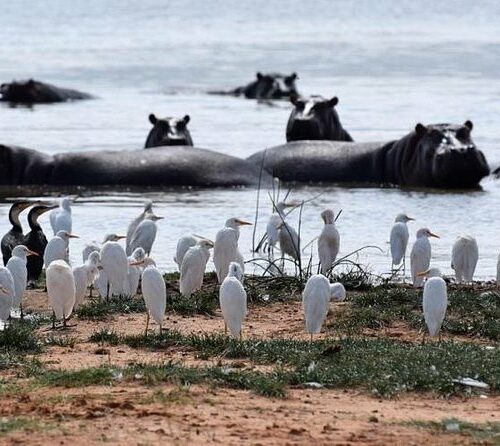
410, 239, 430, 285
141, 267, 166, 324
279, 223, 300, 260
180, 248, 207, 296
129, 222, 157, 255
219, 277, 247, 337
175, 236, 197, 267
318, 226, 340, 273
49, 209, 59, 234
54, 211, 72, 234
302, 276, 330, 334
423, 278, 448, 336
213, 228, 238, 282
390, 223, 408, 265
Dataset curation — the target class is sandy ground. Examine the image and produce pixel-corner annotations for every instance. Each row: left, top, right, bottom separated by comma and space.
0, 288, 497, 445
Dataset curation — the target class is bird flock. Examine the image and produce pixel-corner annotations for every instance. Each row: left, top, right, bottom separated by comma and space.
0, 197, 490, 342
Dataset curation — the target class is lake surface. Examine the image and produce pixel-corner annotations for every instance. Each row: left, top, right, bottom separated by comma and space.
1, 0, 499, 278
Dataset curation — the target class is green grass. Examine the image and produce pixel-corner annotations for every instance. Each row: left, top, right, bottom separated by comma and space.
0, 417, 47, 436
43, 335, 78, 348
75, 295, 147, 320
0, 322, 41, 353
39, 367, 116, 388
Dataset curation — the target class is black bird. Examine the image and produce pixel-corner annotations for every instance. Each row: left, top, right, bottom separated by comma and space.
1, 201, 33, 265
23, 204, 57, 287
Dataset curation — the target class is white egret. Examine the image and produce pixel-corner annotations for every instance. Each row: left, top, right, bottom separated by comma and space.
180, 239, 213, 297
390, 213, 414, 273
131, 257, 166, 334
100, 239, 129, 298
0, 268, 15, 322
451, 235, 478, 284
50, 198, 72, 235
219, 262, 247, 339
126, 201, 153, 255
174, 235, 198, 269
410, 228, 439, 287
46, 260, 76, 329
318, 209, 340, 275
302, 274, 341, 341
44, 230, 79, 268
127, 247, 146, 297
214, 218, 252, 283
73, 253, 100, 308
7, 245, 38, 316
82, 233, 126, 262
418, 268, 447, 339
128, 213, 163, 256
1, 200, 32, 265
265, 201, 295, 256
278, 221, 300, 262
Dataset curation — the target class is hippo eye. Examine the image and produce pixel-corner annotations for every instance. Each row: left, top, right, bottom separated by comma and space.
176, 121, 186, 130
295, 101, 305, 110
456, 127, 470, 140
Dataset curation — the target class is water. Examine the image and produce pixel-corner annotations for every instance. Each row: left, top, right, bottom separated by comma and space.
1, 1, 500, 278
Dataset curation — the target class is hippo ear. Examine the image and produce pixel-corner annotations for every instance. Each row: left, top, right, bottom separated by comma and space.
415, 123, 427, 137
327, 97, 339, 107
290, 93, 299, 105
290, 72, 298, 80
28, 79, 35, 87
464, 120, 473, 131
148, 114, 157, 125
256, 72, 263, 80
183, 115, 190, 125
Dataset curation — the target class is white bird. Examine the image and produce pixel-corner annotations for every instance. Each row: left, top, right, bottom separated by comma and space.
302, 274, 343, 341
128, 213, 163, 256
100, 240, 129, 298
265, 201, 295, 256
6, 245, 37, 315
44, 230, 79, 268
318, 209, 340, 275
418, 268, 447, 339
278, 221, 300, 262
410, 228, 439, 287
46, 260, 76, 328
180, 239, 214, 297
126, 201, 153, 255
213, 218, 252, 283
50, 198, 72, 235
174, 235, 198, 269
390, 213, 414, 273
0, 268, 15, 322
72, 252, 100, 308
132, 257, 166, 334
451, 235, 478, 284
219, 262, 247, 339
82, 233, 126, 262
497, 254, 500, 287
127, 247, 146, 297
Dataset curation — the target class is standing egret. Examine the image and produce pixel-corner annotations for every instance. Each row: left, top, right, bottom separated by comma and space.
302, 274, 337, 341
126, 201, 153, 255
180, 239, 214, 297
73, 253, 100, 308
7, 245, 38, 317
0, 268, 15, 322
127, 247, 146, 297
131, 257, 166, 334
23, 204, 57, 286
50, 198, 72, 235
418, 268, 447, 340
410, 228, 439, 287
82, 233, 126, 262
219, 262, 247, 339
265, 201, 295, 256
451, 235, 479, 284
389, 213, 414, 273
128, 213, 163, 256
214, 218, 252, 283
100, 239, 129, 298
46, 260, 76, 329
174, 235, 198, 269
278, 221, 300, 263
318, 209, 340, 275
44, 230, 79, 268
1, 201, 32, 265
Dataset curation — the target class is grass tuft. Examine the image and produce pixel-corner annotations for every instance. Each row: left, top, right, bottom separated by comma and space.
0, 322, 41, 353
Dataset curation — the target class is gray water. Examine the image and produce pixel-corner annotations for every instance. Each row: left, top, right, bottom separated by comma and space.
1, 1, 500, 278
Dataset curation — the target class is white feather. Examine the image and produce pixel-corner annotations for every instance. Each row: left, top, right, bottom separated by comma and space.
451, 235, 478, 283
219, 275, 247, 338
0, 267, 15, 321
302, 274, 331, 334
141, 265, 166, 326
46, 260, 76, 320
423, 276, 448, 337
180, 242, 211, 297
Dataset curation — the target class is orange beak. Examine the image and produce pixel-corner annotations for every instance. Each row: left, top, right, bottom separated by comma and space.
68, 234, 80, 239
27, 249, 39, 257
236, 219, 252, 226
417, 270, 429, 277
428, 232, 440, 239
116, 235, 127, 240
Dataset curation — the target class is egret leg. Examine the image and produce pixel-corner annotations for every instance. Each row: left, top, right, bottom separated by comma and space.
310, 333, 313, 343
159, 323, 162, 335
145, 313, 150, 336
51, 311, 56, 330
89, 284, 93, 298
421, 331, 426, 345
224, 322, 227, 335
239, 330, 242, 341
106, 282, 110, 301
20, 304, 24, 320
63, 313, 67, 329
403, 257, 406, 277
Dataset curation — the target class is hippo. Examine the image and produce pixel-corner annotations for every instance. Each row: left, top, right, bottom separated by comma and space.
0, 145, 271, 189
248, 121, 489, 189
0, 79, 92, 104
286, 95, 353, 142
145, 114, 193, 148
211, 72, 299, 100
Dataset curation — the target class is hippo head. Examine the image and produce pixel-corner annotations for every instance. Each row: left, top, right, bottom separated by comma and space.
407, 121, 489, 188
0, 79, 38, 103
144, 114, 193, 148
286, 95, 353, 142
246, 72, 298, 99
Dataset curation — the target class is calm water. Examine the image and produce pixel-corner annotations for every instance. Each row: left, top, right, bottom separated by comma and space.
1, 1, 500, 278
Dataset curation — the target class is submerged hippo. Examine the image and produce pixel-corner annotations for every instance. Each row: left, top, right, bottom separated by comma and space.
0, 79, 92, 104
145, 114, 193, 148
248, 121, 489, 189
0, 145, 270, 189
287, 95, 353, 142
212, 72, 299, 100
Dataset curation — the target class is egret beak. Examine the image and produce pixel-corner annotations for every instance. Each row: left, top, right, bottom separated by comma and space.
0, 285, 7, 294
407, 217, 415, 221
130, 260, 144, 266
236, 219, 252, 226
116, 235, 127, 240
428, 232, 440, 239
205, 240, 215, 248
68, 234, 80, 239
26, 249, 39, 257
417, 269, 430, 277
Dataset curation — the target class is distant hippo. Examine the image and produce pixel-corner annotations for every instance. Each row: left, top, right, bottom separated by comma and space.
145, 114, 193, 148
0, 79, 92, 104
211, 72, 299, 100
0, 145, 271, 189
286, 95, 353, 142
248, 121, 489, 189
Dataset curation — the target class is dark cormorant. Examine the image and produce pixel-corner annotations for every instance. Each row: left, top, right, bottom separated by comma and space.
1, 201, 32, 265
